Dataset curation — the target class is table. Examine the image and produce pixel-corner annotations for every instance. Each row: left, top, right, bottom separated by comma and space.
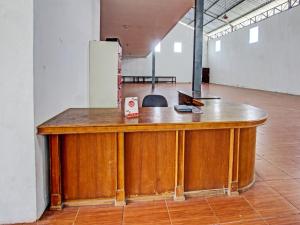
37, 100, 267, 210
122, 75, 176, 83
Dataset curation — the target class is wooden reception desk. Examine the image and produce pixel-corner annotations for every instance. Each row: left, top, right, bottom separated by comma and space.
38, 100, 267, 210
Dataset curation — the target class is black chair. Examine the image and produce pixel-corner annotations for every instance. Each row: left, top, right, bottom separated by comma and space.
142, 95, 168, 107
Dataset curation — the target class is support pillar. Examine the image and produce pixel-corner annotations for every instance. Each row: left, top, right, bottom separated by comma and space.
152, 51, 156, 92
192, 0, 204, 93
288, 0, 292, 9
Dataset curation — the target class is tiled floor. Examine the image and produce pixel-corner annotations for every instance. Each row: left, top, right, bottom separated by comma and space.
22, 83, 300, 225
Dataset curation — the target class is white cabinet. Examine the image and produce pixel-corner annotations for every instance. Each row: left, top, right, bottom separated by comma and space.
89, 41, 122, 108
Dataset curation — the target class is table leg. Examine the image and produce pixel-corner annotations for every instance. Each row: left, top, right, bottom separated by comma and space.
231, 128, 240, 193
174, 130, 185, 201
115, 132, 126, 206
49, 135, 62, 210
227, 128, 235, 195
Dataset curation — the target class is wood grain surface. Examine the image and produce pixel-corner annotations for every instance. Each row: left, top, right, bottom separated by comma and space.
184, 129, 230, 191
61, 133, 117, 200
49, 135, 62, 210
238, 127, 257, 188
124, 131, 176, 197
37, 100, 267, 135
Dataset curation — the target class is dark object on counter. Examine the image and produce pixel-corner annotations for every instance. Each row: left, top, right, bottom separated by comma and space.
142, 95, 168, 107
174, 105, 193, 112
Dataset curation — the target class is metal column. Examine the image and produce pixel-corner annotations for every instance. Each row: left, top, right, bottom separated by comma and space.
288, 0, 292, 9
152, 51, 156, 92
192, 0, 204, 93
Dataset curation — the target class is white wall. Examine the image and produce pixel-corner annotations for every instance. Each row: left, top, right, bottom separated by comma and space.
122, 23, 209, 83
208, 6, 300, 95
155, 23, 194, 82
0, 0, 36, 223
122, 56, 152, 77
34, 0, 100, 220
0, 0, 99, 224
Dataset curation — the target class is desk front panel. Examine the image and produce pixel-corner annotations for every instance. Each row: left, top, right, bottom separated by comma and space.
47, 127, 259, 209
61, 133, 117, 201
124, 131, 176, 197
184, 129, 230, 191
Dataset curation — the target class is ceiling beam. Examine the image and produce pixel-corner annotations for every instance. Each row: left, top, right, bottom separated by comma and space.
205, 0, 223, 12
203, 0, 248, 26
188, 7, 226, 26
207, 0, 274, 33
226, 0, 274, 24
205, 11, 228, 23
188, 12, 227, 25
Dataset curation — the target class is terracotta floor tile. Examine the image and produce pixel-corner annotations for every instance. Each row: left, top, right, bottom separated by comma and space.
241, 182, 280, 199
167, 198, 218, 225
75, 205, 123, 225
123, 200, 170, 225
266, 179, 300, 196
264, 180, 300, 210
255, 173, 264, 182
266, 160, 300, 179
255, 159, 290, 180
283, 194, 300, 210
207, 196, 261, 223
245, 193, 299, 218
267, 159, 298, 167
219, 218, 268, 224
283, 169, 300, 179
39, 207, 78, 223
265, 213, 300, 224
292, 157, 300, 164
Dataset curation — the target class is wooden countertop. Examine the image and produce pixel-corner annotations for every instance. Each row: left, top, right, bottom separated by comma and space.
37, 100, 267, 135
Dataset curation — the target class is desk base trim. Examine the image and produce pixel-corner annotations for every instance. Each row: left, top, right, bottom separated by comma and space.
126, 192, 174, 202
51, 183, 258, 210
185, 189, 226, 198
49, 205, 63, 211
238, 178, 256, 193
64, 198, 115, 207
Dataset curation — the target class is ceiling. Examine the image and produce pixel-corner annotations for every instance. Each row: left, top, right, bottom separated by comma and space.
101, 0, 275, 57
100, 0, 194, 57
182, 0, 274, 34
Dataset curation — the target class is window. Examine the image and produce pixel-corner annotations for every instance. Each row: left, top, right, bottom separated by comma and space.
174, 42, 182, 53
155, 43, 161, 52
215, 40, 221, 52
249, 26, 259, 44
